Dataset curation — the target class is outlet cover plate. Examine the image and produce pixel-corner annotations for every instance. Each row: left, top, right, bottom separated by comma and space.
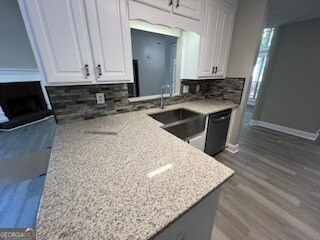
196, 85, 200, 92
96, 93, 105, 104
183, 85, 189, 94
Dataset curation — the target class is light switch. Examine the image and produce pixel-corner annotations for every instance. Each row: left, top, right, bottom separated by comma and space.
196, 85, 200, 92
96, 93, 105, 104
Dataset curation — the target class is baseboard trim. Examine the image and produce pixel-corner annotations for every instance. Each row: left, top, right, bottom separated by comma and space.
250, 120, 319, 141
226, 144, 239, 154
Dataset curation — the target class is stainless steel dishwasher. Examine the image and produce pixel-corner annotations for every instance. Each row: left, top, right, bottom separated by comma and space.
204, 109, 232, 156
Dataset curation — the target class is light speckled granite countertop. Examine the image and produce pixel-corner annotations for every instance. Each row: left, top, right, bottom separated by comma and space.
37, 99, 236, 240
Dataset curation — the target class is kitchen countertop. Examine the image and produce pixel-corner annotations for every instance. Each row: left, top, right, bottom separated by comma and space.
147, 99, 238, 115
36, 99, 236, 240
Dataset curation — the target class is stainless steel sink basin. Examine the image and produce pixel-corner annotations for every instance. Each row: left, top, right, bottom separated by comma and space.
149, 108, 201, 125
149, 108, 206, 140
163, 115, 206, 140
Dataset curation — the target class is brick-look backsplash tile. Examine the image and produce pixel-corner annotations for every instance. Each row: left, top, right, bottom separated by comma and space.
46, 78, 245, 124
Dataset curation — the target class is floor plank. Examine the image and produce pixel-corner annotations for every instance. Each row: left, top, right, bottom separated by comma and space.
0, 176, 46, 228
0, 118, 56, 228
0, 117, 56, 160
212, 105, 320, 240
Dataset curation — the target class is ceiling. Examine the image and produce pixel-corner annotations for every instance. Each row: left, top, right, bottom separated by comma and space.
267, 0, 320, 27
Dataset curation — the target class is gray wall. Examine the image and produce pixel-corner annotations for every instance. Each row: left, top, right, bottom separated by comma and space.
131, 29, 177, 96
253, 18, 320, 134
0, 0, 37, 69
226, 0, 269, 145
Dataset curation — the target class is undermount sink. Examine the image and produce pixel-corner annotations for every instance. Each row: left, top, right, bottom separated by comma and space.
149, 108, 201, 125
149, 108, 206, 140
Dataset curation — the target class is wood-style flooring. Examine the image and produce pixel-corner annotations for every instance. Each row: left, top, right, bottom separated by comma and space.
0, 176, 46, 228
0, 117, 56, 160
0, 118, 56, 228
212, 106, 320, 240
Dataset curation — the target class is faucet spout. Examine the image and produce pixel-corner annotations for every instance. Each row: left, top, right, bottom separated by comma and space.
160, 85, 172, 109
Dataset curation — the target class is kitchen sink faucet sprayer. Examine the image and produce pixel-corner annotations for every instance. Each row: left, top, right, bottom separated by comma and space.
160, 85, 173, 109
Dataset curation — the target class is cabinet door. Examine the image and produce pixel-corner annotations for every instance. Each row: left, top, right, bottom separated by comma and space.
198, 0, 221, 77
214, 1, 236, 77
133, 0, 172, 12
85, 0, 133, 82
188, 134, 205, 151
21, 0, 95, 84
172, 0, 204, 20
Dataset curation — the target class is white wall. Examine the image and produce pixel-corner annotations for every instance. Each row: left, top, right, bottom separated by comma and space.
131, 29, 177, 96
252, 18, 320, 135
226, 0, 269, 146
164, 37, 177, 87
0, 0, 37, 70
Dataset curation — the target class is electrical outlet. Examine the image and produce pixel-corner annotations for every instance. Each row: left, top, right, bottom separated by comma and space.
183, 85, 189, 94
96, 93, 105, 104
196, 85, 200, 92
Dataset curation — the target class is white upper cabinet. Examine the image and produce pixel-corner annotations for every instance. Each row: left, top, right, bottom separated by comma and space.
181, 0, 237, 79
198, 0, 236, 78
84, 0, 133, 82
19, 0, 133, 85
173, 0, 204, 20
213, 0, 236, 77
129, 0, 205, 34
133, 0, 172, 12
20, 0, 95, 84
198, 0, 221, 77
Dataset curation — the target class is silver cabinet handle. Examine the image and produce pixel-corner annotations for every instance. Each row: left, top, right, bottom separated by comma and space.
82, 64, 90, 78
96, 64, 102, 78
212, 67, 218, 74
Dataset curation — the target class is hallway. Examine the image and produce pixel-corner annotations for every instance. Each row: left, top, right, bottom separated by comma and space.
212, 106, 320, 240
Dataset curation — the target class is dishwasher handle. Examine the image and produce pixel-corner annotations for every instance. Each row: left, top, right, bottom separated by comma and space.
211, 113, 231, 122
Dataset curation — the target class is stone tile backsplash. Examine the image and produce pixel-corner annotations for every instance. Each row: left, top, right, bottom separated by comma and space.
182, 78, 245, 104
46, 78, 244, 123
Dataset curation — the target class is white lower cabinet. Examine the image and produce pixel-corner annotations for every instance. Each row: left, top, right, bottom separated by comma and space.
187, 115, 208, 151
19, 0, 133, 85
188, 133, 206, 151
154, 187, 222, 240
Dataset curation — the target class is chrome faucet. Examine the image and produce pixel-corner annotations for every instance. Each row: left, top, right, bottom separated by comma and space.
160, 85, 173, 109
